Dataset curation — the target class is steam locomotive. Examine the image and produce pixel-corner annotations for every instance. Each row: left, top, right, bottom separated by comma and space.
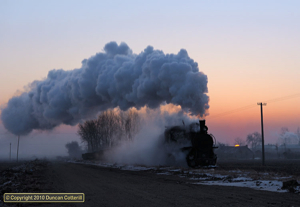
164, 120, 217, 168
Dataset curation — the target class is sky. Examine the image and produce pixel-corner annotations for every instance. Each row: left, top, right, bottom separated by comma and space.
0, 0, 299, 159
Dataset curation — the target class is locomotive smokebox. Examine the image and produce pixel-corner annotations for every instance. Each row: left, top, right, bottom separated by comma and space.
199, 120, 208, 134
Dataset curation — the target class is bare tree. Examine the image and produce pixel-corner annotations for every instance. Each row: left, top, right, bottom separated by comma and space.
124, 109, 140, 141
102, 110, 121, 147
234, 137, 245, 146
279, 127, 288, 145
78, 120, 98, 152
77, 121, 91, 151
246, 132, 262, 149
65, 141, 82, 159
280, 127, 289, 136
216, 142, 228, 147
78, 109, 141, 152
279, 127, 299, 145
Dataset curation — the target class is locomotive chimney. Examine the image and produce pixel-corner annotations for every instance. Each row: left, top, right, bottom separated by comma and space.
199, 120, 207, 134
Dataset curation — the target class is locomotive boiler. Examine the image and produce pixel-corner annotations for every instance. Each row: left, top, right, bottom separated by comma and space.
164, 120, 217, 168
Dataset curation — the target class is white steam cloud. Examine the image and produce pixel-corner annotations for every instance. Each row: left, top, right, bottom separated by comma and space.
1, 42, 209, 136
104, 108, 197, 166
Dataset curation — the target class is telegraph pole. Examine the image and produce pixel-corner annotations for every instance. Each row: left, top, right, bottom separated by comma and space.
9, 143, 11, 161
17, 136, 20, 162
257, 102, 266, 166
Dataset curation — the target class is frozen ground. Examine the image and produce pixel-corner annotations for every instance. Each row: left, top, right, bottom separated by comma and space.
1, 160, 299, 206
71, 160, 300, 193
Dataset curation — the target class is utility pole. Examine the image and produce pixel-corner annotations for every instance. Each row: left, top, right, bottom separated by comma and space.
9, 143, 11, 161
257, 102, 266, 166
17, 135, 20, 162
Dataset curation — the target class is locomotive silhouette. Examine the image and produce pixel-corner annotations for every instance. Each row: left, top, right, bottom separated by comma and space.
164, 120, 217, 168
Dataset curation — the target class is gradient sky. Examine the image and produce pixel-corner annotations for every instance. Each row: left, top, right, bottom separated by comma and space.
0, 0, 299, 158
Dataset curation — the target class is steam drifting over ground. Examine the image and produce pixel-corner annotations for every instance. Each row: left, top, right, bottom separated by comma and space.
1, 42, 209, 136
104, 107, 198, 166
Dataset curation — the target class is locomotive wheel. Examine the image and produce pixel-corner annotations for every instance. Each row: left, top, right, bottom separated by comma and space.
186, 150, 196, 168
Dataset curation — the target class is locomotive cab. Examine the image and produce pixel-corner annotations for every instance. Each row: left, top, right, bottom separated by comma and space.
164, 120, 217, 168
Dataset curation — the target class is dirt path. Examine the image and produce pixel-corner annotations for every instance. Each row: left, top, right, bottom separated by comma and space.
44, 162, 299, 207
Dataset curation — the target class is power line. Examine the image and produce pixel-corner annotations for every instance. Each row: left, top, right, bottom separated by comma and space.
207, 92, 300, 120
263, 93, 300, 104
208, 104, 257, 119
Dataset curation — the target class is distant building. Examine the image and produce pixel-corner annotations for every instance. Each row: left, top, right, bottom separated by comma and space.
279, 144, 300, 159
253, 144, 300, 159
215, 145, 254, 160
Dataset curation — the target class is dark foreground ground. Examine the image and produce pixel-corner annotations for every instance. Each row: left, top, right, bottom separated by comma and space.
0, 160, 300, 207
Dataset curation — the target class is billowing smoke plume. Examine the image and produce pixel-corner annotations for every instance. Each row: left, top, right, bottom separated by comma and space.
1, 42, 209, 135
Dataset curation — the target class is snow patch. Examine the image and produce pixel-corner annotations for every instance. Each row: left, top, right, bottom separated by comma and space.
70, 160, 298, 193
195, 180, 287, 193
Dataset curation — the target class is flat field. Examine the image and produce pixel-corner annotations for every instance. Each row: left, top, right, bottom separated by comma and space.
218, 159, 300, 177
0, 159, 299, 207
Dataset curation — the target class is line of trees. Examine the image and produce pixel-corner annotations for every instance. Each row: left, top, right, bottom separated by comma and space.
77, 109, 140, 152
231, 127, 300, 149
230, 132, 262, 148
